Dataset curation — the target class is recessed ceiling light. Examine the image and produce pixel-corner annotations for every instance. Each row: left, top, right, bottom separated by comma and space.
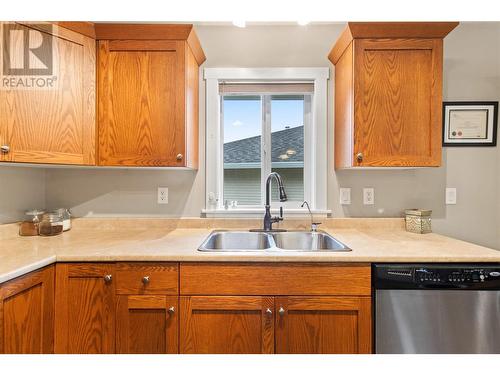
232, 20, 246, 28
297, 20, 310, 26
286, 149, 297, 156
279, 154, 289, 160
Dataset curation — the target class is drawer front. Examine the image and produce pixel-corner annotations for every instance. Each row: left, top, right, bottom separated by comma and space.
180, 263, 371, 296
115, 263, 178, 295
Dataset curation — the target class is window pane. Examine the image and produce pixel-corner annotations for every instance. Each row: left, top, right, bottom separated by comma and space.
223, 96, 262, 206
271, 96, 305, 202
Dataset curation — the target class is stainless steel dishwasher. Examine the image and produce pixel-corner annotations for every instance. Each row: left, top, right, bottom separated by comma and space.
374, 264, 500, 354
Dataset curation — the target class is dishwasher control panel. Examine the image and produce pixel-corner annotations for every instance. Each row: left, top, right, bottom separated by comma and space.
374, 264, 500, 289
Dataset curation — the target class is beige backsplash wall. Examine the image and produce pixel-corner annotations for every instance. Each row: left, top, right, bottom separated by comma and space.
1, 22, 498, 249
0, 166, 46, 223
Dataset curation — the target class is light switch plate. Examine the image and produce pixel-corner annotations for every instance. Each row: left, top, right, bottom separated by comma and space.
446, 187, 457, 205
339, 188, 351, 205
157, 187, 168, 204
363, 188, 375, 205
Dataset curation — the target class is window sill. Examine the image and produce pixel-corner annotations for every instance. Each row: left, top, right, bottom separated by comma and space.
202, 208, 332, 218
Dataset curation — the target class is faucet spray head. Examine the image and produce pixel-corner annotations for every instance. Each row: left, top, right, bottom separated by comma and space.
279, 186, 287, 202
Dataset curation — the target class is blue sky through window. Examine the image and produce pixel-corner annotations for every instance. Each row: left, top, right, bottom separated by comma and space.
223, 96, 304, 143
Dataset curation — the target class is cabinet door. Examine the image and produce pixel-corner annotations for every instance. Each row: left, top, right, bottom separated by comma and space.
0, 22, 95, 165
116, 295, 178, 354
180, 296, 274, 354
354, 38, 442, 167
98, 40, 186, 166
275, 297, 372, 354
0, 266, 54, 354
54, 263, 115, 354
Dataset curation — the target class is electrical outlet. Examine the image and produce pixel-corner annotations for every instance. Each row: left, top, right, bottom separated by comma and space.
363, 188, 375, 205
445, 187, 457, 205
157, 187, 168, 204
339, 188, 351, 205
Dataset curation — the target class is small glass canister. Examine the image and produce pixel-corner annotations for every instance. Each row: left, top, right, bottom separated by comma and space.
404, 209, 432, 234
19, 210, 45, 236
38, 213, 64, 236
53, 208, 71, 231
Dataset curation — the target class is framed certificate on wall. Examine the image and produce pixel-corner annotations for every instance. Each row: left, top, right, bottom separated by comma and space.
443, 101, 498, 146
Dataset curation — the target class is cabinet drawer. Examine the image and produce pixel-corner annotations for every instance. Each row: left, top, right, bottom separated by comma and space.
180, 263, 371, 296
115, 263, 178, 295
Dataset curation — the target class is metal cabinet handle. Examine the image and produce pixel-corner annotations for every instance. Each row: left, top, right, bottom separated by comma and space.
176, 153, 183, 161
168, 306, 175, 313
278, 307, 285, 316
265, 308, 273, 315
142, 276, 150, 284
356, 152, 363, 162
1, 145, 10, 154
103, 274, 112, 283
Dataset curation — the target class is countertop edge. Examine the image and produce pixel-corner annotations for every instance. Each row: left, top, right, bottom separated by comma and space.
0, 255, 57, 284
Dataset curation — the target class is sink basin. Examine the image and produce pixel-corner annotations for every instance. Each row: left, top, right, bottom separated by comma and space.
198, 231, 273, 251
271, 231, 351, 251
198, 230, 351, 252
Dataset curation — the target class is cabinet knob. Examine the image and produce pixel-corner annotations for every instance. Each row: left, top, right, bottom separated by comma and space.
278, 307, 285, 316
265, 308, 273, 315
1, 145, 10, 154
176, 153, 183, 161
142, 276, 150, 285
103, 274, 113, 283
168, 306, 175, 314
356, 152, 363, 162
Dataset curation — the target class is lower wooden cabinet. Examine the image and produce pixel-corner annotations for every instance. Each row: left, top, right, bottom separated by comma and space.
116, 295, 178, 354
54, 263, 116, 354
179, 296, 275, 354
178, 295, 372, 354
2, 262, 371, 354
54, 262, 179, 354
275, 297, 372, 354
0, 266, 54, 354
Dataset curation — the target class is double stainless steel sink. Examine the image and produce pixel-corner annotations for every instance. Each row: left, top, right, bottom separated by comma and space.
198, 230, 351, 252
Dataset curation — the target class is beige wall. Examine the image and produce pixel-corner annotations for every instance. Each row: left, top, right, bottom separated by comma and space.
0, 166, 45, 223
2, 22, 499, 249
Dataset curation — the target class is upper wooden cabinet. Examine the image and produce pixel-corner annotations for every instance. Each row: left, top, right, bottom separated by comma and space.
0, 22, 96, 165
329, 22, 458, 168
96, 24, 205, 167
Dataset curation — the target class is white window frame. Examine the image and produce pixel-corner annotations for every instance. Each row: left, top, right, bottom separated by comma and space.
203, 68, 330, 217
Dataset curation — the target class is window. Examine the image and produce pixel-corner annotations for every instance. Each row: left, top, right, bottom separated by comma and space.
222, 93, 309, 207
204, 68, 329, 216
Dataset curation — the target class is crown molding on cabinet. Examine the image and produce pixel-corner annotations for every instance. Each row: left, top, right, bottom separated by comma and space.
328, 22, 459, 64
94, 23, 206, 65
52, 21, 96, 39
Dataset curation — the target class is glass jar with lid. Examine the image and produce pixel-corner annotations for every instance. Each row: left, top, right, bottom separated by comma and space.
19, 210, 45, 236
53, 208, 72, 231
38, 212, 64, 236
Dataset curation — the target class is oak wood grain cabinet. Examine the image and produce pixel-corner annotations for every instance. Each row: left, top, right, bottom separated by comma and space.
115, 262, 179, 354
96, 24, 205, 167
180, 296, 275, 354
0, 22, 96, 165
54, 263, 115, 354
329, 22, 458, 168
275, 296, 372, 354
179, 263, 372, 354
0, 266, 54, 354
116, 295, 178, 354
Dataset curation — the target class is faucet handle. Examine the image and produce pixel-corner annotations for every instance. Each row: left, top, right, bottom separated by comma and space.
311, 222, 322, 232
279, 206, 283, 219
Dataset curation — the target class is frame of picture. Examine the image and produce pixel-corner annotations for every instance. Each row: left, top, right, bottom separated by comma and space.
442, 101, 498, 147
